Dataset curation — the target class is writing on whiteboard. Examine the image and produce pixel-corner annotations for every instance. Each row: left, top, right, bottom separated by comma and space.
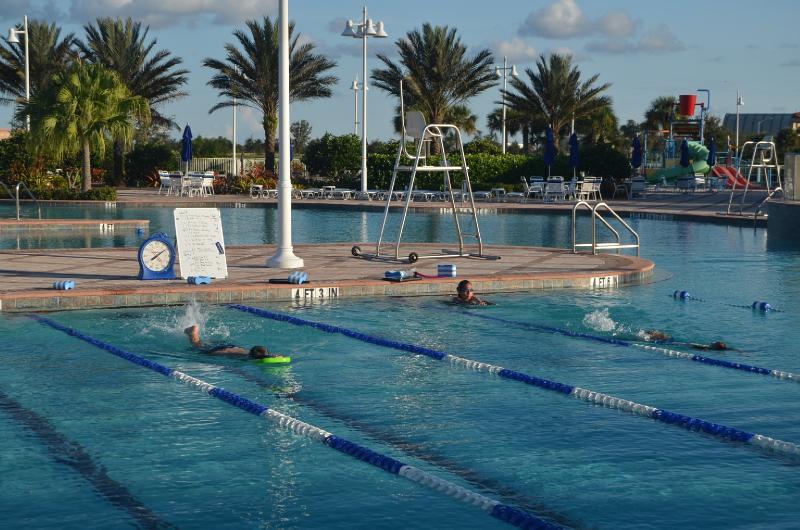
174, 208, 229, 279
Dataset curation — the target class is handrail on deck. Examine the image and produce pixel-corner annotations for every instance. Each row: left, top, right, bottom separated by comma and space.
15, 182, 41, 220
572, 201, 640, 256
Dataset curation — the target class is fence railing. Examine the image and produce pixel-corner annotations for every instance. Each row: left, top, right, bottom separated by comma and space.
186, 157, 264, 175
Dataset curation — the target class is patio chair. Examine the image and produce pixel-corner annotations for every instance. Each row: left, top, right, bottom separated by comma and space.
543, 181, 565, 203
202, 176, 215, 195
157, 171, 170, 195
628, 177, 647, 199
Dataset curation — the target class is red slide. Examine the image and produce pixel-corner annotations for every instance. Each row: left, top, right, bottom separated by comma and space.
712, 166, 761, 189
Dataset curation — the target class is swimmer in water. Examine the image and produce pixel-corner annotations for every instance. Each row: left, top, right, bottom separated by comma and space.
184, 324, 273, 359
454, 280, 493, 306
639, 330, 730, 351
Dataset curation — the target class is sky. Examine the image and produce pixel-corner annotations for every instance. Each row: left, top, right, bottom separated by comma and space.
1, 0, 799, 144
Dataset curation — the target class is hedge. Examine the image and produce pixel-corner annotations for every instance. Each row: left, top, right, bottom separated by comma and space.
30, 187, 117, 201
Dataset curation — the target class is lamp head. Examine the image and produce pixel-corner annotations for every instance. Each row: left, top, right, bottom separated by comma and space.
511, 65, 519, 77
364, 19, 377, 36
737, 96, 744, 106
341, 20, 357, 37
8, 28, 20, 44
375, 21, 388, 38
350, 79, 359, 91
494, 67, 502, 79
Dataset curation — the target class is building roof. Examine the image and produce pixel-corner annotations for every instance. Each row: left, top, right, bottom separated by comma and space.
722, 112, 800, 137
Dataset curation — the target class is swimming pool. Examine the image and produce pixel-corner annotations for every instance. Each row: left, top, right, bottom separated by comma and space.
2, 204, 799, 528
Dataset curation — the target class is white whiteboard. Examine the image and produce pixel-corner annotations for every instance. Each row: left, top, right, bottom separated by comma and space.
173, 208, 229, 279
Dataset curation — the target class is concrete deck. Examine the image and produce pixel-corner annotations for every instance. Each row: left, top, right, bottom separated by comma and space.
0, 243, 654, 312
0, 219, 149, 231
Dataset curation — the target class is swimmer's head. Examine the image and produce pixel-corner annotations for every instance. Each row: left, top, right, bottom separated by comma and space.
643, 330, 671, 342
709, 341, 728, 350
457, 280, 473, 300
249, 346, 269, 359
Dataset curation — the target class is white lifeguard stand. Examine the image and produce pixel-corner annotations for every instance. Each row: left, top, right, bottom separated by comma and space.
726, 140, 783, 215
350, 80, 495, 264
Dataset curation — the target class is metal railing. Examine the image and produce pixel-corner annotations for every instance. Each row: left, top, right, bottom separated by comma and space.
15, 182, 41, 220
572, 201, 640, 256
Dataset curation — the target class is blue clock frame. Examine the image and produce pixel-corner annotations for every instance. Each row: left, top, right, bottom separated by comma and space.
137, 232, 177, 280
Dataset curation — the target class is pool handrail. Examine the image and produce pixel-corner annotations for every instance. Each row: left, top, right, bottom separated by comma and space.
15, 181, 41, 220
572, 201, 640, 256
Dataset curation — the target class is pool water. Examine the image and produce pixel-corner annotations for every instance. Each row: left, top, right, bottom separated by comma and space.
2, 208, 800, 529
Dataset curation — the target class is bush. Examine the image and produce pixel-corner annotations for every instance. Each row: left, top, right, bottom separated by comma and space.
463, 137, 502, 155
30, 186, 117, 200
126, 142, 177, 187
304, 133, 361, 183
228, 163, 276, 194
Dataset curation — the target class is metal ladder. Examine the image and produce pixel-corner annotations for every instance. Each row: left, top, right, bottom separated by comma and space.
351, 80, 492, 264
726, 141, 783, 215
3, 181, 42, 220
572, 201, 640, 256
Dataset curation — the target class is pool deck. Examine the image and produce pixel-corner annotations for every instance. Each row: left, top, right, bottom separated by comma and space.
0, 243, 654, 312
0, 219, 149, 231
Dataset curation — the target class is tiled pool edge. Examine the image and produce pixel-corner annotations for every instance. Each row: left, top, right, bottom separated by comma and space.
0, 262, 655, 313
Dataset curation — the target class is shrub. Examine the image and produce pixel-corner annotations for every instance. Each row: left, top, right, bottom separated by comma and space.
463, 137, 502, 155
30, 186, 117, 200
126, 142, 177, 187
304, 133, 361, 183
228, 163, 276, 194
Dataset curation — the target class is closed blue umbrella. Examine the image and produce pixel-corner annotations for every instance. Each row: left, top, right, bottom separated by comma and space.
706, 136, 717, 167
679, 138, 690, 168
181, 124, 193, 175
568, 132, 579, 180
631, 136, 642, 170
544, 125, 556, 177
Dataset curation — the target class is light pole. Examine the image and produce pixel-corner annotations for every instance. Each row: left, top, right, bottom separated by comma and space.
342, 6, 388, 193
495, 56, 517, 154
267, 0, 303, 269
7, 15, 30, 131
350, 78, 360, 135
756, 117, 772, 135
231, 69, 238, 177
735, 90, 743, 159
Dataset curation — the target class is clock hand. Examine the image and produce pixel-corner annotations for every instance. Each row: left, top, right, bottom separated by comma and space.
149, 249, 167, 262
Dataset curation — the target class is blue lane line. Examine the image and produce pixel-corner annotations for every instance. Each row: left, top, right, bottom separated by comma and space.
30, 314, 557, 530
462, 311, 800, 383
0, 389, 174, 529
229, 304, 800, 458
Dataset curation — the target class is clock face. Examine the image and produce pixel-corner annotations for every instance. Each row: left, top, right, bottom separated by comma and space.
142, 239, 171, 272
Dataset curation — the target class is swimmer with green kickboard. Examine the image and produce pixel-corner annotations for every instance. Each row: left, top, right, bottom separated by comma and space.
184, 324, 291, 365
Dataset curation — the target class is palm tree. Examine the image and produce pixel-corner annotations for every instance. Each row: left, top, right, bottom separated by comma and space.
0, 21, 77, 108
203, 17, 337, 173
78, 17, 188, 183
487, 107, 529, 151
643, 96, 677, 131
372, 23, 496, 151
24, 62, 150, 191
503, 53, 611, 149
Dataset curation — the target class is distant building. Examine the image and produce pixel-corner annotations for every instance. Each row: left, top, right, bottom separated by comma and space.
0, 128, 11, 141
722, 112, 800, 137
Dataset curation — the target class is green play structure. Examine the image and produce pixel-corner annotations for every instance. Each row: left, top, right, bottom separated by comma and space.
647, 141, 710, 183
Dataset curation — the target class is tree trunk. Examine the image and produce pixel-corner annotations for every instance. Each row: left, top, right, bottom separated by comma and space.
113, 141, 125, 186
263, 113, 277, 174
522, 124, 530, 154
82, 140, 92, 192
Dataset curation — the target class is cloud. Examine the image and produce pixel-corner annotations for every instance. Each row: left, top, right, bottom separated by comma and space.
598, 11, 638, 38
781, 58, 800, 67
519, 0, 588, 39
0, 0, 65, 22
638, 24, 685, 53
706, 55, 725, 63
67, 0, 277, 28
327, 17, 348, 34
493, 38, 538, 63
585, 24, 685, 55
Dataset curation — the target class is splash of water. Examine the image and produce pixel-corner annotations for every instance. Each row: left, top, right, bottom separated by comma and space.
582, 308, 619, 333
177, 298, 208, 332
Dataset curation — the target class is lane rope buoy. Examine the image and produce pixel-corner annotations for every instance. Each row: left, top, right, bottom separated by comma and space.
29, 314, 558, 530
460, 311, 800, 384
671, 289, 782, 312
228, 305, 800, 459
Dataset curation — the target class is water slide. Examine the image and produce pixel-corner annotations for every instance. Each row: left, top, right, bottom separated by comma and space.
711, 166, 750, 188
647, 141, 710, 183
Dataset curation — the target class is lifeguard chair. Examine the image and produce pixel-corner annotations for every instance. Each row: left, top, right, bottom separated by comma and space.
350, 80, 494, 264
